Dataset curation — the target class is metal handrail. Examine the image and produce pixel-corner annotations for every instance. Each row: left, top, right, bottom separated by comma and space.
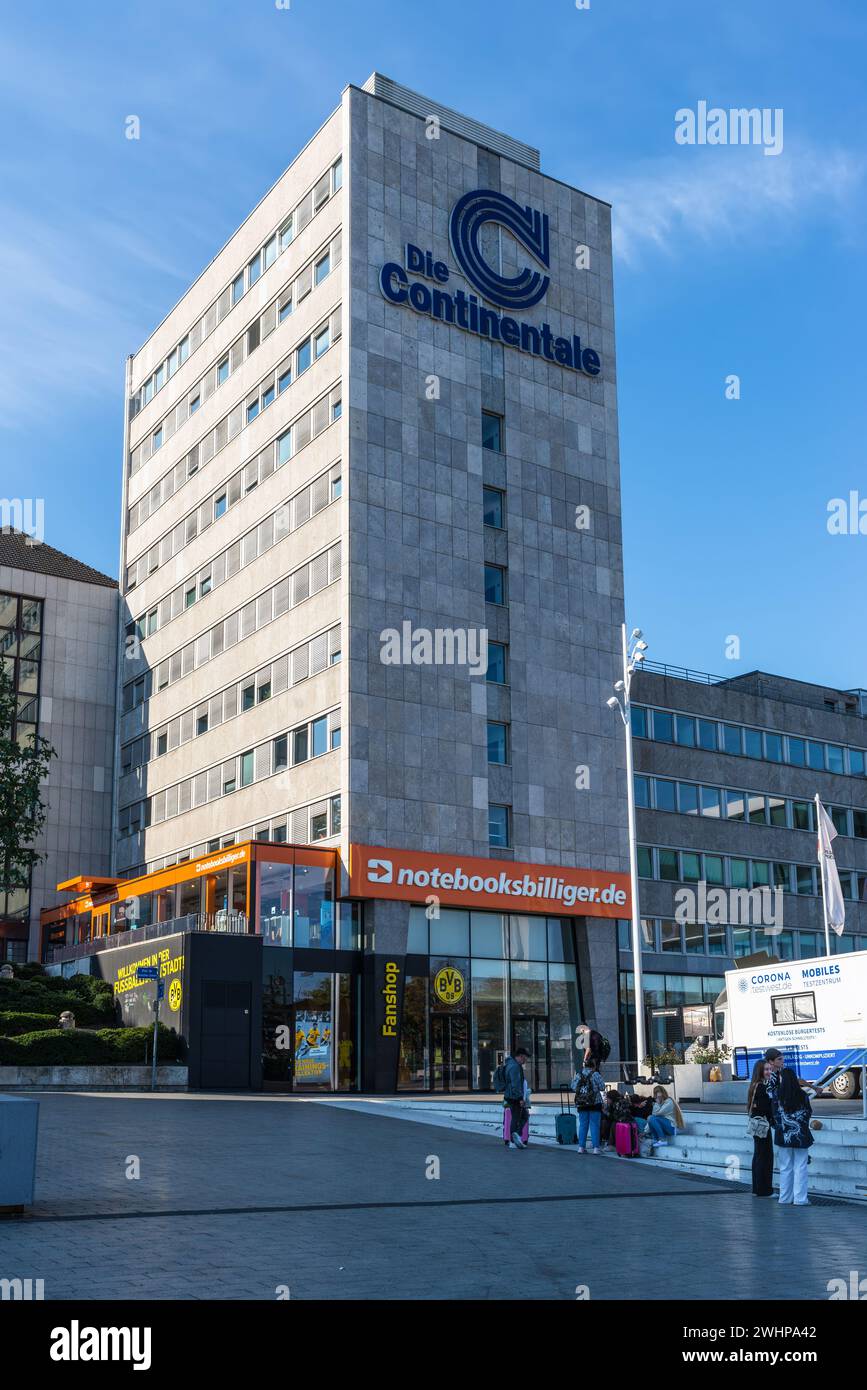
47, 911, 249, 963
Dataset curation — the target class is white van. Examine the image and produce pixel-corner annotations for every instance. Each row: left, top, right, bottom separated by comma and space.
718, 949, 867, 1099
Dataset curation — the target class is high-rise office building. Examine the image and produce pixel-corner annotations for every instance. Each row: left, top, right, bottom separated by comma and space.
106, 74, 628, 1090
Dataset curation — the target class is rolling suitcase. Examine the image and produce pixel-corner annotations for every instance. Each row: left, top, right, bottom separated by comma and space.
556, 1084, 578, 1144
615, 1120, 641, 1157
503, 1103, 530, 1146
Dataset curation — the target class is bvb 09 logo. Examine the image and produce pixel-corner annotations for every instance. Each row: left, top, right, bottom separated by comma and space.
434, 966, 465, 1006
168, 978, 183, 1012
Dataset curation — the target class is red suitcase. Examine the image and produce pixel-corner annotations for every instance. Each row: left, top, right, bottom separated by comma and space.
615, 1120, 640, 1157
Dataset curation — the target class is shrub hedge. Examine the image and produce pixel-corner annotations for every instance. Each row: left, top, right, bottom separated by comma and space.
0, 1024, 184, 1066
0, 1010, 60, 1037
0, 982, 115, 1028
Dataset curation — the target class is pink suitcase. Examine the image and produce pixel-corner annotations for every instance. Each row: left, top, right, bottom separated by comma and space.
615, 1120, 640, 1157
503, 1105, 530, 1145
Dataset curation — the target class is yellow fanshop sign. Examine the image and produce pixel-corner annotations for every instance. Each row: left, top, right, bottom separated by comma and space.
433, 966, 465, 1006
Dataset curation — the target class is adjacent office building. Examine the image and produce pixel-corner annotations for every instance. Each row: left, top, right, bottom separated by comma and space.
95, 73, 630, 1091
0, 530, 117, 961
625, 664, 867, 1075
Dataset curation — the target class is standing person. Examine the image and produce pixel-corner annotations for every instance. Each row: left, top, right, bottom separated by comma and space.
747, 1058, 774, 1197
639, 1085, 684, 1147
573, 1056, 606, 1153
764, 1048, 816, 1206
501, 1047, 530, 1149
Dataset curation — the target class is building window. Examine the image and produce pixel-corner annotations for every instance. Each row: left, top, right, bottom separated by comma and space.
311, 716, 328, 757
486, 642, 507, 684
487, 722, 508, 765
240, 751, 254, 787
489, 804, 510, 848
196, 714, 208, 737
483, 486, 505, 529
293, 726, 309, 764
273, 734, 288, 772
314, 326, 329, 359
232, 273, 244, 305
248, 253, 261, 287
297, 337, 312, 374
481, 411, 503, 452
217, 358, 229, 385
484, 564, 506, 605
314, 252, 330, 284
214, 493, 227, 520
311, 811, 328, 841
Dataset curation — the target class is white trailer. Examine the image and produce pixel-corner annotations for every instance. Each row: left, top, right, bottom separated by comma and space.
721, 950, 867, 1099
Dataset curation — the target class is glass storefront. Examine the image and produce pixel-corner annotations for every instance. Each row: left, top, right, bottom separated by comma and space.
397, 908, 585, 1092
261, 949, 359, 1092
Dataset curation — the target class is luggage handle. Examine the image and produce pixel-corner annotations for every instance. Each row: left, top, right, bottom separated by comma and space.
559, 1083, 573, 1114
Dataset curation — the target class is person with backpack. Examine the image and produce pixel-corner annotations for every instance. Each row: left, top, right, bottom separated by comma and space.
572, 1056, 606, 1153
577, 1022, 611, 1067
496, 1047, 531, 1148
764, 1047, 820, 1206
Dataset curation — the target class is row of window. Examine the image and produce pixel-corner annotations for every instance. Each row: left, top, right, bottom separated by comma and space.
131, 267, 340, 500
129, 460, 341, 642
637, 842, 867, 900
122, 541, 341, 711
127, 265, 342, 543
121, 792, 342, 859
131, 236, 339, 484
129, 157, 342, 419
633, 703, 867, 778
481, 418, 508, 841
119, 706, 341, 834
620, 917, 867, 961
128, 371, 341, 594
636, 774, 867, 839
120, 624, 341, 776
406, 908, 577, 962
0, 593, 43, 748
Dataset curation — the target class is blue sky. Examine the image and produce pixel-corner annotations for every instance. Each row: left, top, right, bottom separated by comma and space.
1, 0, 865, 687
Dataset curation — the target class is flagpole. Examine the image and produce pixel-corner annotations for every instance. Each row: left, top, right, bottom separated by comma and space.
816, 793, 831, 957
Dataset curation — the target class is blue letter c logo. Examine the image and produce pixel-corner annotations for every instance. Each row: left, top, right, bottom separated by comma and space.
449, 189, 550, 310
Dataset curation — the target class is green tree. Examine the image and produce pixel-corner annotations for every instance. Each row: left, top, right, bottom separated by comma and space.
0, 659, 56, 907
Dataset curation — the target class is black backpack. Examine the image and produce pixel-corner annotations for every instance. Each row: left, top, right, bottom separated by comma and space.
493, 1062, 508, 1093
574, 1071, 599, 1109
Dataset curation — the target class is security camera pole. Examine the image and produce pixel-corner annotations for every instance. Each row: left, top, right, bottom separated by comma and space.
607, 624, 648, 1072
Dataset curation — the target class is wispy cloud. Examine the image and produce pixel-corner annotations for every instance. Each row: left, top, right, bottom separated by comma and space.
601, 142, 865, 265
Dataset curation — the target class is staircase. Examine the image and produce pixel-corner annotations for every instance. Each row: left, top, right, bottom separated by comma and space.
319, 1097, 867, 1199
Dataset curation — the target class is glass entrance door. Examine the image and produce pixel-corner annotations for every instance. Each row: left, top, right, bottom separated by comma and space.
431, 1014, 469, 1091
512, 1016, 550, 1092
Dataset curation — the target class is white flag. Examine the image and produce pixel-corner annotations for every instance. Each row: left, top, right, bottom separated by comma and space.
817, 799, 846, 936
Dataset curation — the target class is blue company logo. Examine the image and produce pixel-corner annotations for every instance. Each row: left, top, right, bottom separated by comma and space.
448, 188, 549, 310
378, 189, 601, 379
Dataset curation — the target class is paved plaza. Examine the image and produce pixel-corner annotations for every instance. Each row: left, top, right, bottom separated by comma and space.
3, 1092, 866, 1301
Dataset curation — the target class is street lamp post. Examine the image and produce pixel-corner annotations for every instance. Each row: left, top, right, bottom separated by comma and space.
607, 624, 648, 1074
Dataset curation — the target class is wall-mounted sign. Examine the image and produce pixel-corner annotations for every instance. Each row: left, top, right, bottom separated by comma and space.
350, 845, 629, 918
378, 188, 602, 378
